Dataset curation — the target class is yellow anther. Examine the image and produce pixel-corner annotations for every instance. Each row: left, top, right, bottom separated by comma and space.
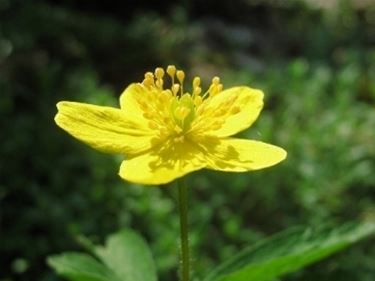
155, 79, 164, 89
155, 67, 165, 79
142, 77, 154, 87
212, 76, 220, 85
173, 135, 185, 143
194, 96, 203, 107
145, 72, 154, 80
176, 70, 185, 84
174, 106, 191, 121
193, 86, 202, 96
208, 84, 220, 97
174, 125, 183, 134
172, 84, 180, 96
167, 65, 176, 78
216, 84, 223, 93
193, 76, 201, 88
160, 90, 172, 102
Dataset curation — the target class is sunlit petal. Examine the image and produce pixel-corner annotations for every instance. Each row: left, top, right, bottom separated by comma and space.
119, 83, 149, 117
55, 101, 157, 155
200, 137, 287, 172
195, 87, 264, 137
119, 140, 206, 185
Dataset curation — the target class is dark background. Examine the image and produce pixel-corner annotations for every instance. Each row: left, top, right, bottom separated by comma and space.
1, 0, 375, 280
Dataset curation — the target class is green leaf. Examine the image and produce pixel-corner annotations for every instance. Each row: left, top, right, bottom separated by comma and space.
204, 222, 375, 281
95, 229, 157, 281
47, 229, 157, 281
47, 252, 121, 281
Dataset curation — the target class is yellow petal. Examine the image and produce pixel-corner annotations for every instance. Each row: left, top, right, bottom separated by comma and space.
119, 83, 151, 116
200, 86, 264, 137
119, 140, 206, 185
200, 137, 286, 172
55, 101, 157, 155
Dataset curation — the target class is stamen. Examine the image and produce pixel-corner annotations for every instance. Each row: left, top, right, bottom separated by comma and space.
193, 77, 200, 88
154, 67, 165, 90
216, 84, 223, 92
155, 67, 165, 79
155, 79, 164, 89
139, 67, 230, 137
145, 72, 154, 80
212, 76, 220, 85
167, 65, 176, 78
193, 86, 201, 97
142, 72, 155, 87
176, 70, 185, 95
172, 84, 180, 96
177, 70, 185, 84
194, 96, 203, 106
173, 135, 185, 143
174, 106, 191, 121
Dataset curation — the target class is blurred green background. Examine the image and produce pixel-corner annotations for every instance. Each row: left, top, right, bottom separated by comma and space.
1, 0, 374, 280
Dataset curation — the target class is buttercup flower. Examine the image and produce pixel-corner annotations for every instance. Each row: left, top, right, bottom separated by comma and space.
55, 66, 286, 185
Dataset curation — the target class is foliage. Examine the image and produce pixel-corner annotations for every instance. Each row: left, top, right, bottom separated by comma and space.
48, 223, 375, 281
48, 230, 157, 281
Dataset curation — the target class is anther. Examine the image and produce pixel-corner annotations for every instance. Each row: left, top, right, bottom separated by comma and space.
216, 84, 223, 93
167, 65, 176, 78
194, 96, 203, 106
176, 70, 185, 84
145, 72, 154, 80
155, 79, 164, 89
172, 84, 180, 96
193, 77, 201, 88
193, 86, 202, 96
174, 106, 191, 120
155, 67, 165, 79
173, 136, 185, 143
212, 76, 220, 85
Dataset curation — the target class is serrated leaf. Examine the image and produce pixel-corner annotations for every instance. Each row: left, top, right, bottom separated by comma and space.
204, 222, 375, 281
95, 229, 157, 281
47, 252, 121, 281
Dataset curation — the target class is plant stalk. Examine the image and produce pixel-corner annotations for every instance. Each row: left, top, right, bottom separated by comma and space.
177, 178, 190, 281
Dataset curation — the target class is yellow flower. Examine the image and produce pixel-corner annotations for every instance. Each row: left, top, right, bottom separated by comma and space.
55, 66, 286, 185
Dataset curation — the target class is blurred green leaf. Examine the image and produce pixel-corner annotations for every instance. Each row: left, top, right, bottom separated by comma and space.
48, 229, 157, 281
204, 222, 375, 281
95, 229, 157, 281
47, 252, 121, 281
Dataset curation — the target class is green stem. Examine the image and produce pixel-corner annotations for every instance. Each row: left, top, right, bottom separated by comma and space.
177, 178, 190, 281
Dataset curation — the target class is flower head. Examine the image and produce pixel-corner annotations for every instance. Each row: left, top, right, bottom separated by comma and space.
55, 66, 286, 185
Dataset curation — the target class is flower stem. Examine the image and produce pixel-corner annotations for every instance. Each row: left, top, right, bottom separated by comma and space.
177, 178, 190, 281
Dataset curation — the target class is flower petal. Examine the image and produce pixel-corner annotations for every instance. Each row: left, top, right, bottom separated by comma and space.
55, 101, 157, 155
119, 83, 150, 117
200, 137, 286, 172
199, 87, 264, 137
119, 140, 206, 185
